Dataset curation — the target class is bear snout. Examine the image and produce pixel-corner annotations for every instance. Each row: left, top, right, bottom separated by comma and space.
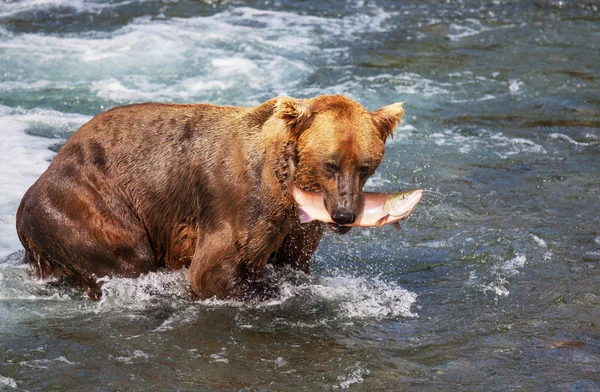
331, 208, 357, 225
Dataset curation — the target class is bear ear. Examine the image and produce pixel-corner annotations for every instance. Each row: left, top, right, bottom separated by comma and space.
370, 102, 405, 141
275, 97, 312, 138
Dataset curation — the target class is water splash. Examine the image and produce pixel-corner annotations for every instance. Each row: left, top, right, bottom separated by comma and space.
0, 375, 17, 389
470, 254, 527, 298
37, 266, 420, 321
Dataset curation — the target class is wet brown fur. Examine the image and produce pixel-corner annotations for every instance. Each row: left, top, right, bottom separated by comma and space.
16, 95, 404, 300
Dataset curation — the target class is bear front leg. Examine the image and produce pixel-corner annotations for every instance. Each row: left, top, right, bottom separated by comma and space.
188, 228, 267, 300
270, 220, 323, 273
189, 230, 242, 300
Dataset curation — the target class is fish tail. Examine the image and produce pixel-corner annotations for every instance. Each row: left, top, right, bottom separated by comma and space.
298, 207, 314, 224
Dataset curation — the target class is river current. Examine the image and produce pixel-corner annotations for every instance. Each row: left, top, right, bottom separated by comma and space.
1, 0, 599, 390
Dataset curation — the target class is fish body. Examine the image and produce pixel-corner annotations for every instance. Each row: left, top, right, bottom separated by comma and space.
292, 186, 423, 228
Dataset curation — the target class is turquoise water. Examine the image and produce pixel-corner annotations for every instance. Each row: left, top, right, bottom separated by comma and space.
1, 0, 599, 390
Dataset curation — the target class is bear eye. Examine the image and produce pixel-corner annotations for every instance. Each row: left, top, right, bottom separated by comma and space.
359, 165, 371, 178
325, 161, 338, 174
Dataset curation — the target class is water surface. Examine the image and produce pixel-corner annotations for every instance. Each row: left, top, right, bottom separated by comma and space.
1, 0, 599, 390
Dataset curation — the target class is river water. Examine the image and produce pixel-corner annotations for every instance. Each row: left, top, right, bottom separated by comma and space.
0, 0, 599, 390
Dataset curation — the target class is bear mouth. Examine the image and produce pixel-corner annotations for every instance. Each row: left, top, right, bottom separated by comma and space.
326, 222, 352, 234
322, 196, 352, 234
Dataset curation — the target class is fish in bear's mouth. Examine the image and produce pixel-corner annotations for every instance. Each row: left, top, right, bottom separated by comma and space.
291, 185, 424, 230
287, 158, 423, 233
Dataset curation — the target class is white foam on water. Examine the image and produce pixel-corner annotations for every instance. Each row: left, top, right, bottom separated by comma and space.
431, 130, 478, 149
0, 291, 72, 302
529, 235, 552, 261
2, 14, 294, 103
154, 310, 199, 332
87, 267, 417, 320
0, 254, 80, 304
549, 133, 600, 147
303, 275, 418, 319
94, 269, 192, 312
0, 7, 398, 105
458, 144, 472, 154
482, 279, 510, 297
0, 0, 107, 17
472, 254, 527, 298
501, 254, 527, 274
478, 94, 497, 101
0, 375, 17, 389
201, 272, 418, 320
429, 129, 547, 158
334, 362, 370, 390
585, 133, 599, 141
209, 347, 229, 364
219, 6, 396, 36
509, 79, 523, 94
530, 234, 548, 249
0, 106, 90, 258
0, 79, 71, 92
212, 57, 259, 76
447, 19, 491, 41
91, 74, 242, 103
298, 79, 363, 100
445, 71, 504, 103
365, 73, 451, 97
0, 0, 145, 18
19, 356, 78, 370
111, 350, 149, 364
490, 133, 547, 158
419, 240, 451, 248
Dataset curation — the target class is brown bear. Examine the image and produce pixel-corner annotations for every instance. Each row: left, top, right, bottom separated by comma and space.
16, 95, 405, 300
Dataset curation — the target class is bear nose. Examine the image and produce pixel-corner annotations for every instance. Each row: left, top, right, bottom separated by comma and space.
331, 209, 356, 225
